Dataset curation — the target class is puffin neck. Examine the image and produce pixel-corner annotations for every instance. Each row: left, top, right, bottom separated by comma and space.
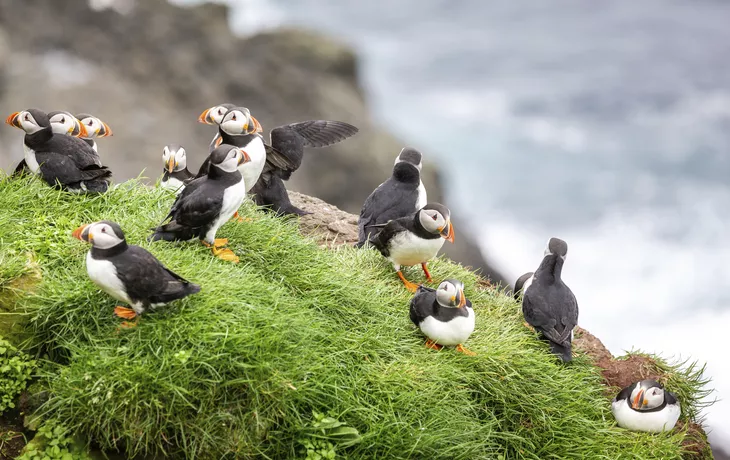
219, 129, 255, 147
535, 255, 564, 282
392, 162, 421, 183
207, 163, 242, 183
24, 127, 53, 148
90, 240, 129, 259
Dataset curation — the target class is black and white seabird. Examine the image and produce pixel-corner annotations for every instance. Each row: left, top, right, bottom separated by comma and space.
197, 103, 236, 151
356, 147, 427, 247
160, 144, 194, 193
75, 113, 113, 152
150, 144, 251, 263
73, 220, 201, 327
612, 379, 681, 432
513, 272, 534, 300
195, 106, 359, 216
14, 111, 88, 175
5, 109, 111, 193
521, 238, 579, 362
409, 279, 476, 355
369, 203, 455, 292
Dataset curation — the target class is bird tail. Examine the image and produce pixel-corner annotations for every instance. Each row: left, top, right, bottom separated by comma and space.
148, 222, 194, 242
545, 337, 573, 363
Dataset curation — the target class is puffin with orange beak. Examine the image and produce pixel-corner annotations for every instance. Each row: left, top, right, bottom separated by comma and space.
13, 111, 88, 175
160, 144, 194, 194
409, 279, 476, 355
75, 113, 113, 152
5, 108, 111, 193
150, 144, 251, 263
194, 105, 358, 216
521, 238, 579, 362
197, 102, 236, 152
611, 379, 680, 432
369, 202, 455, 292
73, 220, 201, 327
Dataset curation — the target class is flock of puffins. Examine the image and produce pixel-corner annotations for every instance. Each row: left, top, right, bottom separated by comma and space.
5, 106, 680, 433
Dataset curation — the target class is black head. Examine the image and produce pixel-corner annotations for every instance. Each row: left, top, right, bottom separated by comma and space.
396, 147, 423, 168
545, 237, 568, 259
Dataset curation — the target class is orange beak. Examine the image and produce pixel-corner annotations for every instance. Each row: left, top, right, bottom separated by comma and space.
238, 149, 251, 165
458, 288, 467, 308
167, 156, 176, 173
252, 116, 263, 133
198, 108, 214, 124
632, 389, 645, 410
214, 136, 223, 148
72, 224, 89, 242
440, 221, 455, 243
75, 122, 88, 138
99, 121, 113, 137
5, 112, 21, 128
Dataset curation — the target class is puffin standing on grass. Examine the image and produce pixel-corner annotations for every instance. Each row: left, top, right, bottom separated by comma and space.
73, 220, 201, 327
14, 111, 88, 175
369, 203, 455, 292
612, 379, 681, 432
521, 238, 578, 362
5, 109, 111, 193
75, 113, 113, 152
195, 105, 359, 216
409, 279, 476, 355
150, 144, 251, 263
160, 144, 194, 193
356, 147, 427, 247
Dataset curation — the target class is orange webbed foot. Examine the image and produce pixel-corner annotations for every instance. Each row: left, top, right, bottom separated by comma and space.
456, 344, 476, 356
114, 306, 138, 320
397, 270, 420, 293
424, 338, 444, 351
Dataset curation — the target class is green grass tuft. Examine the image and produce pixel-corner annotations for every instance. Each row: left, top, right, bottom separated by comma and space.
0, 174, 713, 459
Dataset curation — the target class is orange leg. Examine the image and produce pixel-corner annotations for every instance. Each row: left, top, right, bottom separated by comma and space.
230, 211, 251, 223
114, 306, 137, 319
421, 263, 433, 283
397, 270, 420, 292
119, 317, 140, 329
456, 344, 476, 356
214, 238, 229, 246
424, 338, 443, 351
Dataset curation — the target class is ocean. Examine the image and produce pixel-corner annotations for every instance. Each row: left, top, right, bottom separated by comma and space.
176, 0, 730, 448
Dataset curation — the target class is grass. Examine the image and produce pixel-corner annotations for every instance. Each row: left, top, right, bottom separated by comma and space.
0, 174, 713, 459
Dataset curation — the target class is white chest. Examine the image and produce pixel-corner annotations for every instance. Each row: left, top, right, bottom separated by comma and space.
161, 176, 185, 194
611, 400, 680, 433
415, 180, 427, 209
204, 179, 248, 243
419, 307, 475, 346
23, 143, 41, 174
86, 252, 131, 304
240, 138, 267, 193
388, 232, 445, 268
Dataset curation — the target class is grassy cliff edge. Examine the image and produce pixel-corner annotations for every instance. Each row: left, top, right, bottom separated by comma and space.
0, 175, 713, 459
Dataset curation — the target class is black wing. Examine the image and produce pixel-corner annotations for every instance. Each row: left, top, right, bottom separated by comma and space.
614, 382, 637, 402
368, 218, 409, 257
358, 175, 420, 244
409, 285, 436, 326
171, 182, 224, 229
262, 120, 359, 181
35, 152, 111, 188
12, 160, 29, 176
115, 246, 200, 305
522, 288, 573, 347
36, 134, 103, 168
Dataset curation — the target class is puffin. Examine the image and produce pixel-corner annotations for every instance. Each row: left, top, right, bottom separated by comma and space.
5, 109, 111, 193
75, 113, 113, 152
73, 220, 201, 327
513, 272, 534, 300
160, 144, 194, 193
197, 102, 236, 151
521, 238, 579, 362
149, 144, 251, 263
612, 379, 681, 432
14, 111, 88, 175
195, 106, 359, 216
369, 202, 455, 292
356, 147, 427, 247
409, 279, 476, 355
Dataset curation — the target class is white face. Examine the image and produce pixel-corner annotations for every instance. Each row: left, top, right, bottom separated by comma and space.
49, 112, 78, 135
217, 147, 245, 173
208, 105, 230, 125
436, 281, 461, 308
162, 146, 187, 172
85, 222, 124, 249
16, 111, 45, 134
630, 384, 665, 411
78, 116, 108, 139
418, 208, 448, 235
220, 109, 252, 135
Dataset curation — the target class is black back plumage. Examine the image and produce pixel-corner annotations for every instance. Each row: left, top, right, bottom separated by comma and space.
521, 238, 578, 362
369, 204, 447, 257
357, 150, 423, 246
409, 285, 471, 326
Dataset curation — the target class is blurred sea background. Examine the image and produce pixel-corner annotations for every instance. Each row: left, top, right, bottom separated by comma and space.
180, 0, 730, 449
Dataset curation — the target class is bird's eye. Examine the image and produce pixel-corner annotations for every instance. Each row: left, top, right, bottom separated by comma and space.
60, 117, 65, 123
101, 227, 106, 233
88, 120, 93, 126
217, 109, 223, 115
24, 114, 30, 121
432, 214, 438, 221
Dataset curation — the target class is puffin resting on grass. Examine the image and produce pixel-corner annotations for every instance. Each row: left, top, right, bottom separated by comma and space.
611, 379, 680, 432
73, 220, 201, 327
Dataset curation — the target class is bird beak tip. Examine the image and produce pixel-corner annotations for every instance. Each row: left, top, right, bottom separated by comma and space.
72, 224, 89, 241
197, 108, 213, 124
5, 112, 20, 128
